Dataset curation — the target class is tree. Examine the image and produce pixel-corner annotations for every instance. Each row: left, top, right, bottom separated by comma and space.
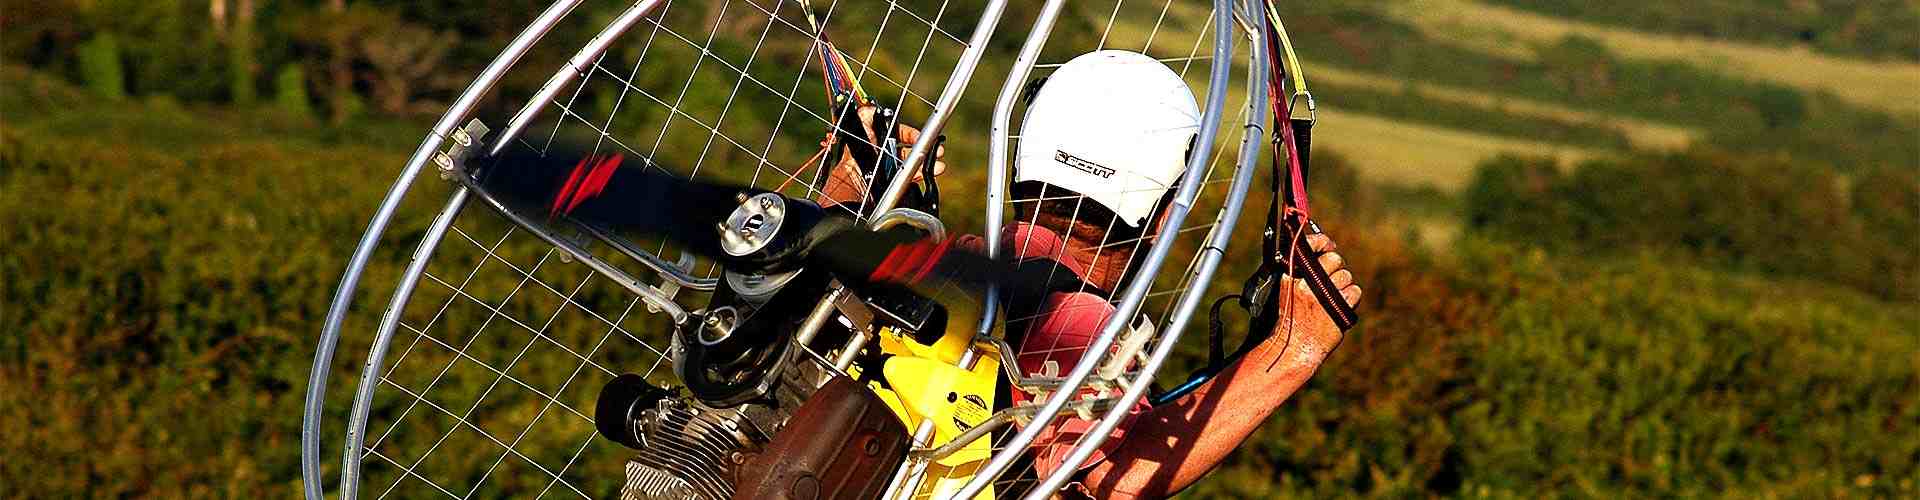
326, 0, 354, 122
77, 34, 127, 99
358, 14, 456, 115
1537, 35, 1614, 99
225, 0, 258, 104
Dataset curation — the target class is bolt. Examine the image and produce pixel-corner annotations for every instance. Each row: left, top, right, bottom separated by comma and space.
452, 128, 472, 147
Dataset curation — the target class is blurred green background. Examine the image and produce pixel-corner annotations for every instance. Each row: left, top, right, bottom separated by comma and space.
2, 0, 1916, 497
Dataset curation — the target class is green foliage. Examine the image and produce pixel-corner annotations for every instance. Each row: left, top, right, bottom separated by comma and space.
274, 64, 314, 119
1536, 35, 1614, 99
1706, 91, 1919, 173
1446, 240, 1916, 497
1485, 0, 1920, 63
76, 34, 125, 98
20, 0, 237, 101
1464, 150, 1920, 300
0, 68, 426, 497
228, 17, 259, 105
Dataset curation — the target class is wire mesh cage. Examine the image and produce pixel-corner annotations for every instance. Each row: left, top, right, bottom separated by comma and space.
303, 0, 1276, 498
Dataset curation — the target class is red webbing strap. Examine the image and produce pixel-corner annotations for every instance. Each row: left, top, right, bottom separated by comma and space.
1266, 24, 1310, 217
1262, 16, 1357, 332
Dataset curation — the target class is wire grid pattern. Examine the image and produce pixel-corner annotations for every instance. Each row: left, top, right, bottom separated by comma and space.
353, 0, 984, 498
915, 1, 1258, 497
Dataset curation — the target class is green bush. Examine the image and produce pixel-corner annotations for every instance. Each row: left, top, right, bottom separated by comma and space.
1464, 150, 1920, 300
0, 67, 435, 495
274, 64, 313, 119
76, 34, 125, 98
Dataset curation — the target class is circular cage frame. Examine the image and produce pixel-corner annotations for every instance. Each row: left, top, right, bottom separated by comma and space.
301, 0, 1272, 498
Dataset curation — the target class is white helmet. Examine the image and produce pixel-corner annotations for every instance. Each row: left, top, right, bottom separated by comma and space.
1018, 50, 1200, 228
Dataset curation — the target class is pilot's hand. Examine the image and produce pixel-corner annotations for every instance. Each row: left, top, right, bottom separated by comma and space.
816, 105, 947, 207
1276, 234, 1361, 353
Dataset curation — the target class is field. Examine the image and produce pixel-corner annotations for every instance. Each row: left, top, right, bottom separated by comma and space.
1310, 65, 1699, 151
1392, 0, 1920, 114
4, 0, 1918, 498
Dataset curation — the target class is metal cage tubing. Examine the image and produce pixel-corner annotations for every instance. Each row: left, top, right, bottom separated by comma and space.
865, 0, 1010, 222
302, 2, 586, 499
312, 1, 1018, 498
449, 173, 692, 321
788, 0, 1015, 378
491, 0, 667, 157
1028, 0, 1271, 493
330, 2, 679, 497
953, 0, 1241, 496
975, 0, 1069, 342
337, 189, 472, 500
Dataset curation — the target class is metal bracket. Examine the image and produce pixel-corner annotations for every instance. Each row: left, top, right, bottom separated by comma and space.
556, 228, 593, 264
1099, 314, 1156, 383
434, 119, 492, 181
648, 251, 697, 314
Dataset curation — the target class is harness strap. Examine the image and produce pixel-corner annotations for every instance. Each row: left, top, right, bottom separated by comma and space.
1253, 16, 1357, 334
1158, 10, 1356, 405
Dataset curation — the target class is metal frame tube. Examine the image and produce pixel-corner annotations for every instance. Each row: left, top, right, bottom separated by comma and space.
454, 174, 691, 321
338, 189, 471, 499
577, 222, 718, 290
976, 0, 1069, 339
866, 0, 1011, 223
490, 0, 667, 156
302, 2, 584, 498
794, 0, 1011, 366
954, 0, 1240, 496
1026, 0, 1270, 493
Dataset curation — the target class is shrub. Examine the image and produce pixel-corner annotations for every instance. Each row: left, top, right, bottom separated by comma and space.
76, 33, 125, 98
1463, 149, 1918, 300
274, 64, 313, 119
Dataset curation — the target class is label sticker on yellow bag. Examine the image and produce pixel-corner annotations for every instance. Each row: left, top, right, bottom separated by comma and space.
953, 394, 989, 431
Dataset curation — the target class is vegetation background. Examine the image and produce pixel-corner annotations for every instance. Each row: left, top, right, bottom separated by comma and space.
2, 0, 1915, 497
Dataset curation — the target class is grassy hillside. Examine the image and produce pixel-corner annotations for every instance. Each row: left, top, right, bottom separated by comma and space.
1484, 0, 1920, 64
1391, 0, 1920, 115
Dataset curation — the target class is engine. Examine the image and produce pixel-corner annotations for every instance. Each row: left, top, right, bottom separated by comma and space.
596, 370, 909, 500
596, 170, 940, 499
596, 374, 785, 499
